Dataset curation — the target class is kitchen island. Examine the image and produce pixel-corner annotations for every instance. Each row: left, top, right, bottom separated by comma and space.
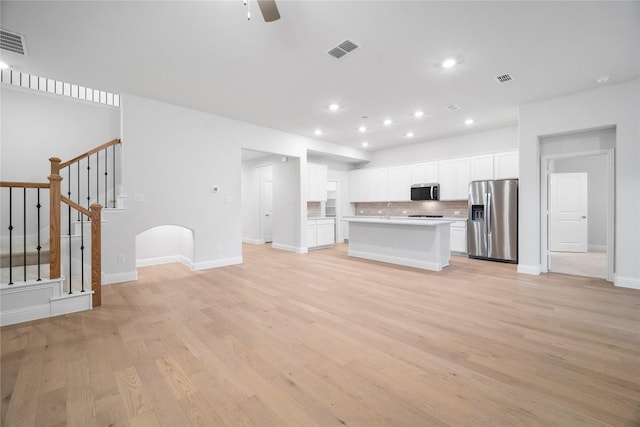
344, 217, 453, 271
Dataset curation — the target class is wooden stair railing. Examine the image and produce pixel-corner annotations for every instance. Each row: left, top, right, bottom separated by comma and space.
1, 138, 120, 309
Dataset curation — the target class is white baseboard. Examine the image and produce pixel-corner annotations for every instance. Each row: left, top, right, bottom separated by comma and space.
348, 249, 447, 271
271, 243, 302, 253
191, 256, 243, 271
136, 255, 192, 268
50, 291, 93, 316
1, 304, 51, 326
614, 275, 640, 290
588, 245, 607, 253
242, 237, 265, 245
102, 271, 138, 285
517, 264, 541, 275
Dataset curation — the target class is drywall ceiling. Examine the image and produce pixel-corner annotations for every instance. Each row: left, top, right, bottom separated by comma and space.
1, 1, 638, 151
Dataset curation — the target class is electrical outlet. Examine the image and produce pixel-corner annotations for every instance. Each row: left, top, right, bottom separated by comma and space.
454, 210, 460, 215
377, 210, 382, 214
210, 185, 220, 193
359, 210, 364, 214
402, 210, 407, 214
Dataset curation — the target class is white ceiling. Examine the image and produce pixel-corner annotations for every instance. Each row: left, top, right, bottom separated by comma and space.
2, 1, 638, 151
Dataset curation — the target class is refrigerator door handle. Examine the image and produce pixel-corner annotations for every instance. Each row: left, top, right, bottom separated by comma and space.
486, 192, 491, 234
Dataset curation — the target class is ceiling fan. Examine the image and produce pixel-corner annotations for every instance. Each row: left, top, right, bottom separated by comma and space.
244, 0, 280, 22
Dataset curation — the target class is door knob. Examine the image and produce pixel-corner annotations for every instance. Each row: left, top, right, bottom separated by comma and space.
581, 216, 587, 219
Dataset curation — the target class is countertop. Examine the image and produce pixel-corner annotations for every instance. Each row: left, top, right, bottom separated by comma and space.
343, 216, 454, 226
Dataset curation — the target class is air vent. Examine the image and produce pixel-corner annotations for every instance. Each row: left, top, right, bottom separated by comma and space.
327, 39, 360, 59
494, 73, 513, 84
0, 29, 27, 55
446, 104, 461, 112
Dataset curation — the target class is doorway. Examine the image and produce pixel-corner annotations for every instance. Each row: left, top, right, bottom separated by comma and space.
541, 150, 613, 281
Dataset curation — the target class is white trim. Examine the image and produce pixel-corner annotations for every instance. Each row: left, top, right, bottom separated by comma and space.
191, 257, 243, 271
517, 264, 541, 275
102, 271, 138, 285
242, 237, 265, 245
50, 291, 93, 315
136, 255, 192, 268
540, 147, 614, 281
588, 245, 607, 253
272, 243, 306, 253
348, 249, 448, 271
614, 275, 640, 290
1, 304, 51, 326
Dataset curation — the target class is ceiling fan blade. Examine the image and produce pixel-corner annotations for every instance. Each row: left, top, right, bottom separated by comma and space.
256, 0, 280, 22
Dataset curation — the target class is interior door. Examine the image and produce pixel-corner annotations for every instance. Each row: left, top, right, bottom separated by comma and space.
262, 180, 273, 243
549, 172, 588, 252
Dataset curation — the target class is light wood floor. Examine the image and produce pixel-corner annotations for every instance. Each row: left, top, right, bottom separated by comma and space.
2, 243, 639, 426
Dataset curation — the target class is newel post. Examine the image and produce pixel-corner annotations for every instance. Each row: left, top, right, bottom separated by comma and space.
48, 157, 62, 279
90, 203, 102, 307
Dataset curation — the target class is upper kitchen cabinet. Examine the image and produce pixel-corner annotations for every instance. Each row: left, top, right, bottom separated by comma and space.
308, 162, 328, 201
411, 161, 438, 185
471, 154, 494, 181
494, 151, 519, 179
439, 157, 471, 200
388, 165, 411, 201
350, 168, 389, 202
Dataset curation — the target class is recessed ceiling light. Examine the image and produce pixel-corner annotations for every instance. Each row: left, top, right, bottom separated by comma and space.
406, 132, 414, 138
414, 111, 424, 118
596, 75, 610, 84
314, 129, 323, 136
0, 62, 9, 70
328, 103, 340, 111
358, 126, 367, 132
361, 141, 369, 147
464, 119, 474, 125
442, 58, 456, 68
383, 119, 392, 126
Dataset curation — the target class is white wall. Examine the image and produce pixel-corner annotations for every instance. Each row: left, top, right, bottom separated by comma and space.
136, 225, 194, 266
1, 86, 120, 182
364, 126, 518, 168
518, 79, 640, 288
272, 157, 301, 252
551, 151, 610, 249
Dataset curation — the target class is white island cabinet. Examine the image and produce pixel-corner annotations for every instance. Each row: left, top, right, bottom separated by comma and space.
344, 217, 453, 271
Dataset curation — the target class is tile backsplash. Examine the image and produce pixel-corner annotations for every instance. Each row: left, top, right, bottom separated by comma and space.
355, 200, 468, 218
307, 201, 322, 218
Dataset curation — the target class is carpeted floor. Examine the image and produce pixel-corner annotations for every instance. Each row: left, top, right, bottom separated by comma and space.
550, 250, 607, 279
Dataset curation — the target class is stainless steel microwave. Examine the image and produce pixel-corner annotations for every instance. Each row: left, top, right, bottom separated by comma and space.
411, 183, 439, 201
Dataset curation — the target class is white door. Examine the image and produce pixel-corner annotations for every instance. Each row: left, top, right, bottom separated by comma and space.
262, 180, 273, 243
549, 172, 588, 252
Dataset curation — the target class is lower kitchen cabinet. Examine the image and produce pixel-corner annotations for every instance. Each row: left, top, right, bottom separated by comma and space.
450, 220, 467, 254
307, 218, 335, 249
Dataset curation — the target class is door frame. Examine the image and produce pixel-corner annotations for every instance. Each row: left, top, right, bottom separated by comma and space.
540, 148, 614, 281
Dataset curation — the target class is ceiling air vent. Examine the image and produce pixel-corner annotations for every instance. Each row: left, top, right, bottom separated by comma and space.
446, 104, 461, 112
0, 28, 27, 55
327, 39, 360, 59
494, 73, 513, 84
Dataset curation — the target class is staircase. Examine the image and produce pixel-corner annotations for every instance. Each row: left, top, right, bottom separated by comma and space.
0, 138, 122, 326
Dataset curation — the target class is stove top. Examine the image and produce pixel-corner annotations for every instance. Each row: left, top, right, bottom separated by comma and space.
408, 214, 444, 218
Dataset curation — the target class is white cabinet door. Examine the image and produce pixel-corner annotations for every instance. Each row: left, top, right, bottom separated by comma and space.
494, 151, 519, 179
411, 161, 438, 184
438, 159, 455, 200
471, 154, 494, 181
350, 170, 367, 202
308, 163, 328, 201
368, 168, 389, 202
316, 219, 335, 246
441, 158, 470, 200
307, 221, 317, 248
388, 165, 411, 201
450, 221, 467, 253
454, 157, 471, 200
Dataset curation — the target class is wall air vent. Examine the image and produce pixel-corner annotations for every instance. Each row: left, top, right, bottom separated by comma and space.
327, 39, 360, 59
0, 28, 27, 55
495, 73, 513, 84
446, 104, 461, 112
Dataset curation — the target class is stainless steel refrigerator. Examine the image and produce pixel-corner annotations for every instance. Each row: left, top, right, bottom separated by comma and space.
467, 179, 518, 263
